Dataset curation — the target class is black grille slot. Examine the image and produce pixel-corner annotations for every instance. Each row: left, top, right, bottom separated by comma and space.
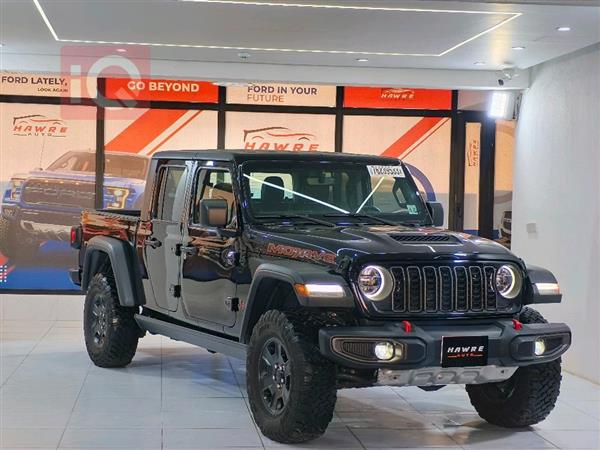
406, 267, 422, 312
485, 266, 497, 309
423, 267, 438, 311
386, 264, 507, 316
391, 267, 406, 312
454, 267, 468, 311
439, 267, 453, 311
470, 267, 484, 311
22, 179, 95, 208
390, 234, 456, 243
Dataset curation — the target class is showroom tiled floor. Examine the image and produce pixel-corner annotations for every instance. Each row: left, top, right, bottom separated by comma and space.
1, 320, 598, 449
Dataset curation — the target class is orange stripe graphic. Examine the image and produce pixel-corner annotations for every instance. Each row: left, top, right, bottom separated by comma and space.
381, 117, 445, 158
400, 118, 449, 160
105, 109, 188, 153
147, 111, 203, 156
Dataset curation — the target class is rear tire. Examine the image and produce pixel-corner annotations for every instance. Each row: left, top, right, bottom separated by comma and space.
247, 310, 337, 444
466, 307, 562, 427
0, 217, 41, 262
84, 272, 140, 368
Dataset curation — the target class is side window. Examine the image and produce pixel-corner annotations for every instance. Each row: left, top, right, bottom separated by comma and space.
156, 166, 187, 221
193, 169, 236, 227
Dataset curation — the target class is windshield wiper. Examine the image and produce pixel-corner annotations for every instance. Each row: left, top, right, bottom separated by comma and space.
255, 214, 336, 227
323, 213, 397, 226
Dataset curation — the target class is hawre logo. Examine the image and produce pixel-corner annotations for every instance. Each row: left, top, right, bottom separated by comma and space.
380, 88, 416, 100
446, 345, 485, 359
12, 115, 68, 138
266, 243, 336, 265
243, 126, 319, 151
467, 138, 480, 167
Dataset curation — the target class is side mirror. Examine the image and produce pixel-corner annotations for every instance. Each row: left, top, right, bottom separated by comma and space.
199, 199, 228, 228
426, 202, 444, 227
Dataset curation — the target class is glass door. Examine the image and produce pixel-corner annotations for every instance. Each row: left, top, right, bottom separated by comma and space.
450, 113, 496, 238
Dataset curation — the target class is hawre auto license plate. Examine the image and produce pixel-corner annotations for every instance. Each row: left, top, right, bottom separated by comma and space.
441, 336, 489, 367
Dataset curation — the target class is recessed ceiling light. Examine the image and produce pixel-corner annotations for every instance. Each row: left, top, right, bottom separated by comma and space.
512, 46, 525, 50
116, 48, 127, 53
473, 61, 485, 66
557, 26, 571, 32
356, 58, 369, 62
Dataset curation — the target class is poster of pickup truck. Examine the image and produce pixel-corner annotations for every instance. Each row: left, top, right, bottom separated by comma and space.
0, 150, 148, 289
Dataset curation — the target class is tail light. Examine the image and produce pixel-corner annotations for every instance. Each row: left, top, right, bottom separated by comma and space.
70, 226, 82, 249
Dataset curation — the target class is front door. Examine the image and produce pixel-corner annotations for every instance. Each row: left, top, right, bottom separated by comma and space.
144, 164, 189, 312
180, 166, 238, 327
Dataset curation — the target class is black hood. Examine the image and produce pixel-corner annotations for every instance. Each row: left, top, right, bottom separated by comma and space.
248, 223, 519, 267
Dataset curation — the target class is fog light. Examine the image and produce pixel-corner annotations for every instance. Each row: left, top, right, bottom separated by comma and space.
534, 339, 546, 356
374, 342, 395, 361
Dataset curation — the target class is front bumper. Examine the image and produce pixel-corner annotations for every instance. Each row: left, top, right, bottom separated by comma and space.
318, 319, 571, 371
2, 204, 79, 241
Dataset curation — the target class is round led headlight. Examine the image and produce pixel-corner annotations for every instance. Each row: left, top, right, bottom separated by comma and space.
358, 265, 393, 301
495, 265, 522, 299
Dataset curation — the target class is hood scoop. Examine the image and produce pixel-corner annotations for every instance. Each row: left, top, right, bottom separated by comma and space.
389, 233, 459, 244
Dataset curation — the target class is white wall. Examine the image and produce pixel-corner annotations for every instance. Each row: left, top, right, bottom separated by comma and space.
513, 44, 600, 383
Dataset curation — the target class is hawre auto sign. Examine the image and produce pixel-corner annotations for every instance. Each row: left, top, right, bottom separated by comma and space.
11, 114, 68, 138
105, 78, 218, 103
243, 126, 319, 151
227, 83, 336, 107
0, 72, 97, 98
344, 87, 452, 110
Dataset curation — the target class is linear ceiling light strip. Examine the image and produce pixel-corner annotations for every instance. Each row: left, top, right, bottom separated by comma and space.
179, 0, 518, 15
32, 0, 521, 57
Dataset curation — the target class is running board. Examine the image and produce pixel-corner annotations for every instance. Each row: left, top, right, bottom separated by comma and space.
135, 315, 246, 360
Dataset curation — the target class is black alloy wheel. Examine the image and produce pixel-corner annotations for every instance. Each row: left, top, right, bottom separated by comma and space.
259, 337, 292, 415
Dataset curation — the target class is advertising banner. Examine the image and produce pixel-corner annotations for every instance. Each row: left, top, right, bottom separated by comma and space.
103, 107, 218, 206
0, 72, 98, 99
225, 112, 335, 152
105, 78, 219, 103
227, 83, 336, 107
343, 115, 451, 227
0, 103, 96, 290
344, 87, 452, 110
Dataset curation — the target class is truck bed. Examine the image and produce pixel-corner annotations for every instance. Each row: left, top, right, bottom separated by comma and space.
81, 209, 141, 245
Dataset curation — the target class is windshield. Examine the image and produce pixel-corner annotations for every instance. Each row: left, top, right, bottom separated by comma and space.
47, 152, 148, 180
241, 160, 431, 226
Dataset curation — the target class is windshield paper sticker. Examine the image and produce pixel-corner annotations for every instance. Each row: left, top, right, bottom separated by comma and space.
367, 165, 405, 178
407, 205, 419, 215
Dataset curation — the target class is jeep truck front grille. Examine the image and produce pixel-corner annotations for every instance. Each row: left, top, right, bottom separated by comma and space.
388, 264, 509, 315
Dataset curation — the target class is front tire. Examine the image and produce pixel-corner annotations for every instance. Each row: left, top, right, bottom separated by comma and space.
0, 217, 41, 262
84, 272, 140, 368
247, 310, 337, 444
466, 307, 562, 427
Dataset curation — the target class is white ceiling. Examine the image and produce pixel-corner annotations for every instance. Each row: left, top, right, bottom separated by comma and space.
0, 0, 599, 88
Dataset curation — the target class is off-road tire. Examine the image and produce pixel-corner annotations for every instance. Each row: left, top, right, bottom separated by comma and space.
247, 310, 337, 444
0, 217, 40, 262
466, 307, 562, 427
0, 217, 14, 258
84, 272, 140, 368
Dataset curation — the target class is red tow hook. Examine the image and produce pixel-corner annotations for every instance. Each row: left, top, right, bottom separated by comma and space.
402, 320, 413, 333
512, 319, 523, 331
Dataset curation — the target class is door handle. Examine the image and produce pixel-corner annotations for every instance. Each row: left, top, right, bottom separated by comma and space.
180, 245, 198, 256
144, 237, 162, 249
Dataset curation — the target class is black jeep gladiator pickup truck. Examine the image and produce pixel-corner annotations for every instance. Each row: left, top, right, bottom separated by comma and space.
71, 150, 571, 444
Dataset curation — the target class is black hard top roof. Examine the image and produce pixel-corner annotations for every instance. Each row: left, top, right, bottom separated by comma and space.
152, 149, 400, 165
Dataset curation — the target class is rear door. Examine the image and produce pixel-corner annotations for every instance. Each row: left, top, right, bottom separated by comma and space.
180, 165, 239, 327
144, 162, 190, 312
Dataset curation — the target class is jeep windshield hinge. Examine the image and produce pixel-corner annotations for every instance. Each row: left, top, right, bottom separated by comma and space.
170, 284, 181, 298
225, 296, 240, 312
